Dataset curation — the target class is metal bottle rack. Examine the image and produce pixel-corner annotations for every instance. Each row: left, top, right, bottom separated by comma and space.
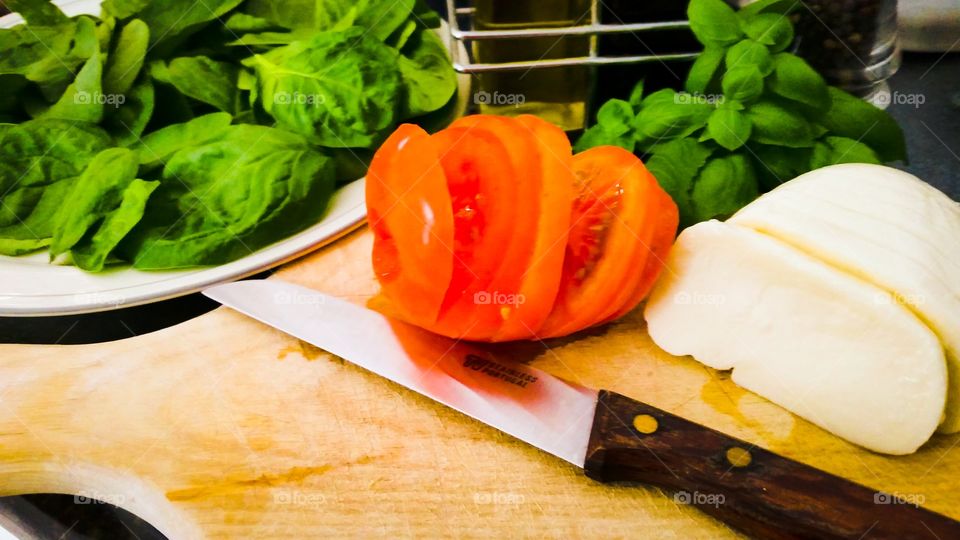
444, 0, 701, 73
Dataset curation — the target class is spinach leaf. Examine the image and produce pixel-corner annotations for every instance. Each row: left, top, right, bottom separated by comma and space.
243, 0, 414, 41
133, 112, 233, 168
150, 56, 239, 113
104, 0, 245, 48
244, 27, 401, 148
71, 179, 158, 271
0, 120, 112, 252
37, 45, 105, 123
123, 125, 335, 269
105, 79, 155, 146
3, 0, 68, 26
103, 19, 150, 96
397, 28, 457, 119
50, 148, 140, 256
0, 16, 98, 92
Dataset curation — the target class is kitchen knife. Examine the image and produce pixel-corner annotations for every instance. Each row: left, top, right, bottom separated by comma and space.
205, 280, 960, 539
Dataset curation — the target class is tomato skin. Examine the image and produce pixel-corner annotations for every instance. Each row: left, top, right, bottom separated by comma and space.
366, 124, 455, 326
536, 146, 653, 339
367, 116, 679, 342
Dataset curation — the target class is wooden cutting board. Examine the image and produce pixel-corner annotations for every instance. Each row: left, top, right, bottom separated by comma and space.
1, 227, 958, 539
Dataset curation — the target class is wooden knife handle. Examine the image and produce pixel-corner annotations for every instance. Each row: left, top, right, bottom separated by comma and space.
583, 390, 960, 539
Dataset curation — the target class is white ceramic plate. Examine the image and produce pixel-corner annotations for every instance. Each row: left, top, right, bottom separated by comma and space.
0, 1, 469, 316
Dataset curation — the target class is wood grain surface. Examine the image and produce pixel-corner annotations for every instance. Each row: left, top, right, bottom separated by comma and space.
1, 227, 958, 539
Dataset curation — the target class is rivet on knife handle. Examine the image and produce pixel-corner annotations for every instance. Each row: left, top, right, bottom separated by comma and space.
584, 390, 960, 540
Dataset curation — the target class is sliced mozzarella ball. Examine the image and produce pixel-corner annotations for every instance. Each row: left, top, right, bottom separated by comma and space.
645, 221, 947, 455
730, 164, 960, 432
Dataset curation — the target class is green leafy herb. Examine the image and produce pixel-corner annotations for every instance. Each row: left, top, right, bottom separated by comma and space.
244, 27, 401, 148
103, 19, 149, 96
150, 56, 239, 113
397, 29, 457, 119
578, 0, 907, 228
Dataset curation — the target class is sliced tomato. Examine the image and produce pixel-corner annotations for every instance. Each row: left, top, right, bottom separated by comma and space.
606, 183, 679, 322
427, 124, 521, 339
491, 114, 574, 340
366, 124, 455, 326
536, 146, 653, 339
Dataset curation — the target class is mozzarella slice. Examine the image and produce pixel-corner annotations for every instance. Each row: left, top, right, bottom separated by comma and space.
730, 164, 960, 432
645, 220, 947, 455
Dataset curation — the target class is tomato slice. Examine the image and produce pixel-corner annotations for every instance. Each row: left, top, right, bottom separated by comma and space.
536, 146, 653, 339
491, 114, 574, 340
366, 124, 455, 326
606, 184, 679, 322
427, 124, 520, 339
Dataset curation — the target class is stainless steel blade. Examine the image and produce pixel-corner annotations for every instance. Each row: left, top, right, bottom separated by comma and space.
204, 280, 599, 466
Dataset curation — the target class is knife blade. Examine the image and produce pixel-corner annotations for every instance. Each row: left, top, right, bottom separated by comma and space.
205, 280, 960, 539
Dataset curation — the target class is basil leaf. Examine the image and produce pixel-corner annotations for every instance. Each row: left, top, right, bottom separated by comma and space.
739, 0, 800, 17
646, 138, 714, 226
767, 53, 829, 110
721, 65, 764, 102
746, 99, 816, 147
628, 80, 645, 110
739, 13, 794, 52
685, 47, 725, 95
725, 39, 773, 75
103, 19, 149, 96
810, 136, 882, 169
748, 143, 813, 189
596, 99, 634, 136
688, 0, 743, 47
574, 124, 634, 153
691, 154, 758, 222
819, 87, 907, 162
634, 89, 712, 146
124, 125, 336, 269
397, 29, 457, 119
150, 56, 239, 113
245, 28, 402, 148
706, 108, 751, 151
